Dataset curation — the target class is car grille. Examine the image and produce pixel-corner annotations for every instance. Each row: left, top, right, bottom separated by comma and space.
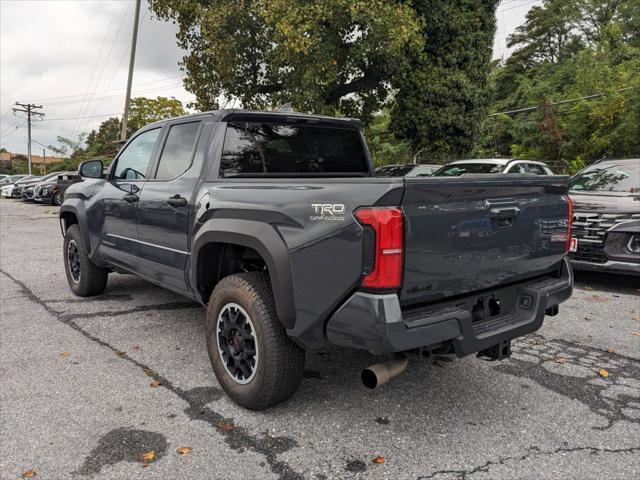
572, 212, 640, 247
569, 246, 608, 264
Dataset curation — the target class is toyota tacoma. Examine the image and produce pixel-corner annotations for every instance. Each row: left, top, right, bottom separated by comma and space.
60, 110, 574, 409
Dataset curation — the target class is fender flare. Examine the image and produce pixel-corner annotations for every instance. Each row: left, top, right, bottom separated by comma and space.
191, 218, 296, 329
59, 201, 93, 254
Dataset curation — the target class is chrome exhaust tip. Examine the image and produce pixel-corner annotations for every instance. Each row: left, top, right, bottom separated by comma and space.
361, 354, 408, 389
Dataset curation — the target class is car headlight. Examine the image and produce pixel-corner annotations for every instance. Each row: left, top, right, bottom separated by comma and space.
627, 234, 640, 254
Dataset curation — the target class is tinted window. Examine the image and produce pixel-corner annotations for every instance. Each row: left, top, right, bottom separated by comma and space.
220, 122, 368, 177
113, 128, 160, 180
433, 163, 504, 176
406, 165, 438, 177
155, 122, 200, 180
571, 162, 640, 193
527, 164, 546, 175
506, 163, 527, 174
375, 165, 414, 177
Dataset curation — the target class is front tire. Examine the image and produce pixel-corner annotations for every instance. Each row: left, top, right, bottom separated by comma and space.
52, 191, 62, 206
63, 224, 108, 296
205, 272, 305, 410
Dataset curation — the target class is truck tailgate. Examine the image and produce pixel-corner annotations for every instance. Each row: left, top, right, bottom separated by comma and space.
400, 175, 571, 307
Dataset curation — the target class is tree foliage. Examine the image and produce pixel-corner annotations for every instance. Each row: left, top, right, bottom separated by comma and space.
478, 0, 640, 173
48, 96, 186, 170
149, 0, 424, 123
391, 0, 499, 159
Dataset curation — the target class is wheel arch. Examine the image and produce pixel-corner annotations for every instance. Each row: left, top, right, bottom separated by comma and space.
59, 202, 92, 255
192, 218, 296, 329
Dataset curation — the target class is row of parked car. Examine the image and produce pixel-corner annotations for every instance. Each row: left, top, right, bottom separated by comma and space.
376, 157, 639, 276
0, 171, 77, 206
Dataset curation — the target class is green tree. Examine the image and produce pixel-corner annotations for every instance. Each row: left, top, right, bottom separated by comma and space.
127, 96, 186, 133
477, 0, 640, 172
390, 0, 500, 160
364, 111, 413, 166
149, 0, 424, 123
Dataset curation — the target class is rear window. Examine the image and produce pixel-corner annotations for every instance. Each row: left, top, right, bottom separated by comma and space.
375, 165, 414, 177
220, 122, 368, 177
571, 162, 640, 193
433, 163, 505, 176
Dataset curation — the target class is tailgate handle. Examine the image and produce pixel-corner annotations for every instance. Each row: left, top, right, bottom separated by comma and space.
489, 206, 519, 230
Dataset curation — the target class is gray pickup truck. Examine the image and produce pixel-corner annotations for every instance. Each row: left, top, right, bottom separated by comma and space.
60, 110, 573, 409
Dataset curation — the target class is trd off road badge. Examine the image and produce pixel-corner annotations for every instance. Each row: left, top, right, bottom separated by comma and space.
310, 203, 346, 221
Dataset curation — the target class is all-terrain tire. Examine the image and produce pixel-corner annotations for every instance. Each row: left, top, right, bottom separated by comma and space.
63, 224, 108, 296
205, 272, 305, 410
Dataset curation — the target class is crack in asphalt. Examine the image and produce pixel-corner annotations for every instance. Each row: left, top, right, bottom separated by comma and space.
419, 445, 640, 480
1, 269, 303, 480
496, 334, 640, 430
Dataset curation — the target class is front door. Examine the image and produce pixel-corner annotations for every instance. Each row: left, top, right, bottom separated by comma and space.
100, 127, 161, 269
135, 120, 203, 292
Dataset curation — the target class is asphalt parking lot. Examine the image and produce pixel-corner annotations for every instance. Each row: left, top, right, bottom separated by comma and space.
1, 199, 639, 480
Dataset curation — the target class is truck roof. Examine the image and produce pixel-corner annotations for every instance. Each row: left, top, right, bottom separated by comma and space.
144, 109, 362, 129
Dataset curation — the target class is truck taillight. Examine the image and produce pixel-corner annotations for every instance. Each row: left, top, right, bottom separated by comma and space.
355, 207, 403, 289
566, 195, 573, 253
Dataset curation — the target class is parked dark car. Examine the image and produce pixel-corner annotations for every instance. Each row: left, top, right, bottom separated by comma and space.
375, 164, 440, 177
60, 109, 573, 409
11, 175, 42, 198
21, 172, 65, 202
33, 171, 71, 206
568, 158, 639, 275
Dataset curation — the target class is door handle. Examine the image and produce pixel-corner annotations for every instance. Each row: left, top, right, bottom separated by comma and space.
123, 193, 139, 203
167, 194, 188, 207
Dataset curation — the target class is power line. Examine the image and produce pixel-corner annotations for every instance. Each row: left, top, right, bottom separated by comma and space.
26, 75, 183, 103
39, 113, 121, 122
488, 86, 639, 116
12, 102, 44, 175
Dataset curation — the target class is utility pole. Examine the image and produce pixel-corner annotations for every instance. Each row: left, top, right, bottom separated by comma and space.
120, 0, 142, 142
42, 148, 47, 174
13, 102, 44, 175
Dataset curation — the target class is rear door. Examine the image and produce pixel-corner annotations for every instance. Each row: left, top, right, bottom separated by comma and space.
135, 119, 206, 292
400, 175, 570, 307
100, 127, 162, 269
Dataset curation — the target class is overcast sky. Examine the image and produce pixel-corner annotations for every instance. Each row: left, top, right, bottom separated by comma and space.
0, 0, 540, 155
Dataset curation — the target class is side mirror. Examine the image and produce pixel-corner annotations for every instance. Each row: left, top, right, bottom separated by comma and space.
79, 159, 104, 178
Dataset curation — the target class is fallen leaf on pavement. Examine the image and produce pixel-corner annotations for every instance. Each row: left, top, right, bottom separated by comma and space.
141, 450, 156, 462
583, 286, 593, 290
59, 352, 70, 358
143, 369, 156, 377
21, 469, 36, 478
149, 380, 161, 388
133, 345, 141, 351
598, 368, 609, 378
632, 331, 640, 336
586, 294, 607, 303
216, 420, 235, 432
145, 312, 153, 317
176, 447, 192, 455
554, 356, 566, 364
372, 456, 385, 464
607, 347, 615, 353
584, 317, 592, 322
115, 350, 126, 358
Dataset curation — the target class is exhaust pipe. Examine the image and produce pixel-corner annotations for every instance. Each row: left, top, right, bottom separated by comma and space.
361, 354, 408, 389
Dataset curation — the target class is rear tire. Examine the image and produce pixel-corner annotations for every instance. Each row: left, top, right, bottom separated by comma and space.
63, 224, 108, 296
52, 191, 62, 206
205, 272, 305, 410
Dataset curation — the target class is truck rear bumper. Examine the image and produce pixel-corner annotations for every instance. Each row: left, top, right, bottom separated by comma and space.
326, 258, 573, 355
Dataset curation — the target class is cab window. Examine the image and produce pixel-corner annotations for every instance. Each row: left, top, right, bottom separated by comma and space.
154, 122, 200, 180
113, 128, 161, 180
